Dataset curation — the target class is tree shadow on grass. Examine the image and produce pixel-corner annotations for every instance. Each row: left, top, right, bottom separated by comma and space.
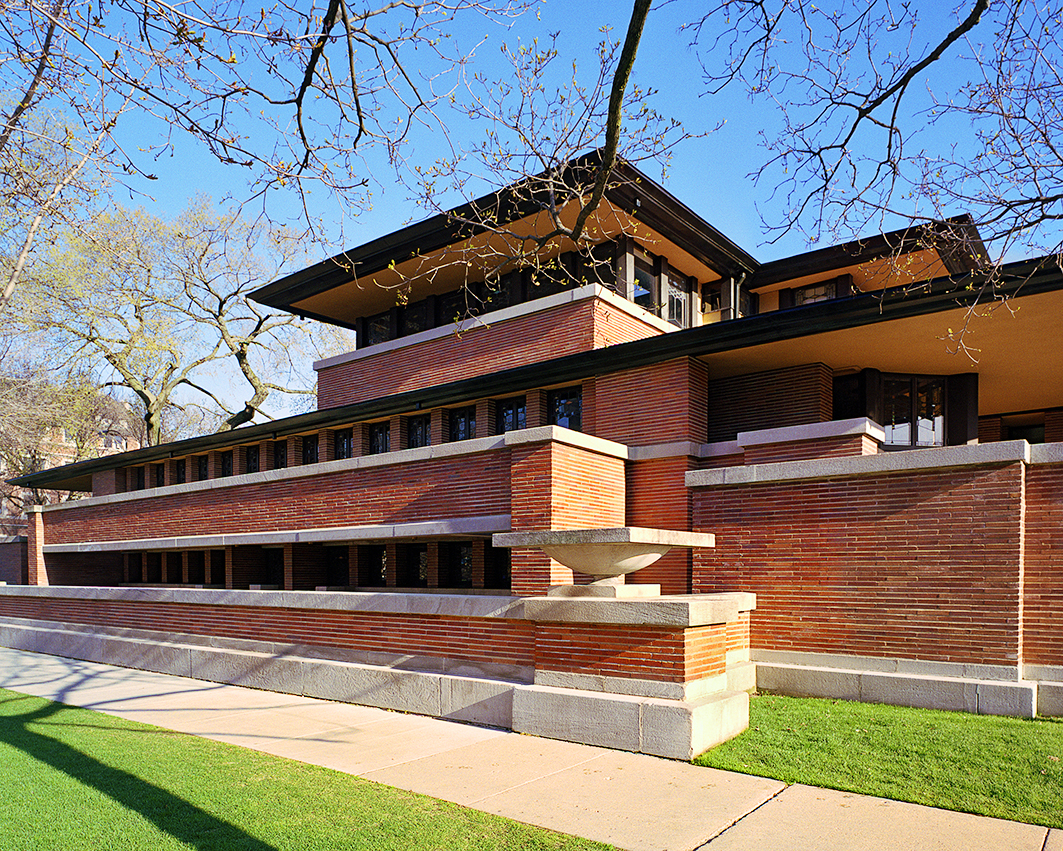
0, 692, 280, 851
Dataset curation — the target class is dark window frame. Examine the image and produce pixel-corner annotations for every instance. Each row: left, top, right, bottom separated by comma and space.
407, 414, 431, 449
448, 406, 476, 442
496, 396, 527, 434
368, 422, 391, 455
246, 445, 260, 474
334, 428, 354, 460
548, 386, 583, 432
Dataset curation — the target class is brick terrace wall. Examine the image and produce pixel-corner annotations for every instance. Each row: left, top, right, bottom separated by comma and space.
626, 456, 695, 595
1023, 463, 1063, 667
317, 297, 664, 409
595, 358, 708, 446
742, 434, 879, 465
509, 440, 626, 595
534, 622, 728, 684
707, 363, 833, 443
692, 463, 1026, 668
0, 540, 26, 584
42, 552, 125, 587
42, 452, 511, 545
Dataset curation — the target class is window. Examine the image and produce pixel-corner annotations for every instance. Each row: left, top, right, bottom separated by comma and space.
667, 274, 689, 327
273, 442, 288, 470
882, 375, 945, 448
449, 406, 476, 442
134, 466, 146, 490
174, 458, 186, 485
368, 422, 390, 455
439, 541, 473, 588
196, 455, 209, 481
246, 445, 260, 474
632, 256, 657, 312
793, 280, 836, 306
364, 310, 392, 346
407, 414, 431, 449
401, 299, 430, 336
398, 543, 428, 587
497, 397, 527, 433
154, 463, 165, 488
548, 386, 582, 431
220, 451, 234, 477
301, 435, 319, 465
334, 428, 354, 460
359, 544, 387, 586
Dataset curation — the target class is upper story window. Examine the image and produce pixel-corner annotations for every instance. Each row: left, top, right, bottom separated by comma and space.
368, 422, 390, 455
364, 310, 392, 347
401, 299, 430, 336
548, 386, 582, 432
273, 442, 287, 470
335, 428, 354, 460
220, 451, 234, 477
134, 466, 146, 490
882, 375, 945, 448
449, 406, 476, 442
632, 255, 657, 312
302, 435, 319, 465
407, 414, 431, 449
794, 281, 836, 306
196, 455, 209, 481
497, 397, 527, 433
666, 274, 690, 327
153, 463, 165, 488
246, 445, 260, 474
174, 458, 186, 485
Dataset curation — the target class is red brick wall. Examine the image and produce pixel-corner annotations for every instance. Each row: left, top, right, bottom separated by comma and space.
41, 552, 125, 587
535, 622, 728, 684
509, 440, 626, 595
708, 363, 833, 443
1023, 464, 1063, 667
317, 297, 663, 409
626, 456, 695, 594
595, 358, 708, 445
43, 452, 511, 545
692, 463, 1026, 668
0, 540, 26, 585
978, 416, 1004, 443
743, 434, 879, 465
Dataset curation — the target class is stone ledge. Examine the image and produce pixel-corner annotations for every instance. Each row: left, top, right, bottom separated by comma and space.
42, 514, 512, 554
737, 417, 883, 447
687, 439, 1031, 489
753, 649, 1020, 683
503, 425, 629, 460
522, 592, 756, 627
0, 585, 526, 619
757, 662, 1037, 718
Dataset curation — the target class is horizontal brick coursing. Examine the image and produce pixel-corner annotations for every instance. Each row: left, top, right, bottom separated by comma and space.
626, 455, 695, 594
692, 463, 1025, 667
742, 434, 879, 465
44, 453, 511, 545
1023, 464, 1063, 666
534, 622, 728, 684
708, 363, 833, 443
595, 358, 708, 446
317, 298, 663, 408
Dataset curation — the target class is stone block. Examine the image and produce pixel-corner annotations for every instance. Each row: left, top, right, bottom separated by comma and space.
1037, 682, 1063, 717
512, 684, 642, 752
727, 661, 757, 693
757, 664, 862, 701
976, 681, 1036, 718
301, 661, 442, 716
440, 677, 514, 727
859, 672, 979, 713
101, 636, 191, 678
641, 690, 749, 760
189, 647, 305, 696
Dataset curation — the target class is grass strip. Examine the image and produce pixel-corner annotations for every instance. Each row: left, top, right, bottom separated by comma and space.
696, 693, 1063, 829
0, 688, 614, 851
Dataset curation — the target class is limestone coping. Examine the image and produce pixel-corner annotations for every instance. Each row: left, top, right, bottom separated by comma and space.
522, 591, 756, 627
687, 439, 1032, 489
736, 416, 883, 447
493, 527, 715, 548
502, 426, 629, 460
42, 515, 512, 554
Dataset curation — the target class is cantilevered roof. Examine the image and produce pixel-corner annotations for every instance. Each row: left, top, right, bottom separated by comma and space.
16, 255, 1063, 493
250, 154, 760, 328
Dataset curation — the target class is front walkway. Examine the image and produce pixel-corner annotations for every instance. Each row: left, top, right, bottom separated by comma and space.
0, 647, 1056, 851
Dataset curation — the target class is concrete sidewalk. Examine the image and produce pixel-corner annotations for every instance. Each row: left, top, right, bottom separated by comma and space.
0, 646, 1056, 851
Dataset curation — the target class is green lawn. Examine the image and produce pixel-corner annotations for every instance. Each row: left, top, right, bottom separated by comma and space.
0, 688, 613, 851
696, 693, 1063, 829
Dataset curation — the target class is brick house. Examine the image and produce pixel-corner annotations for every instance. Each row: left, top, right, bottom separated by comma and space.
3, 158, 1061, 754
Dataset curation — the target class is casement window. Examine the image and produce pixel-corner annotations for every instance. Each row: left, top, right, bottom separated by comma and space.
154, 464, 165, 488
632, 255, 658, 313
666, 273, 690, 327
134, 466, 146, 489
368, 422, 391, 455
833, 369, 977, 448
496, 397, 527, 434
334, 428, 354, 460
301, 435, 319, 465
780, 274, 856, 309
359, 544, 387, 586
407, 414, 431, 449
219, 451, 233, 477
439, 541, 473, 588
448, 406, 476, 442
196, 455, 209, 481
548, 386, 583, 432
246, 445, 260, 474
272, 442, 287, 470
174, 458, 186, 485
